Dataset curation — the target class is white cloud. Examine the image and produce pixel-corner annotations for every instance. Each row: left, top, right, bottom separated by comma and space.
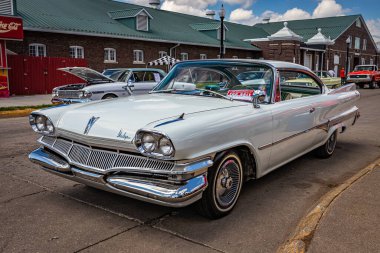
161, 0, 217, 16
312, 0, 347, 18
223, 0, 255, 9
367, 19, 380, 44
229, 8, 260, 25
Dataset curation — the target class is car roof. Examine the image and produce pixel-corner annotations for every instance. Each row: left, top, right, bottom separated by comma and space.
179, 59, 312, 72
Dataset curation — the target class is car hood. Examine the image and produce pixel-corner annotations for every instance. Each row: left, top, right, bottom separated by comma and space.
58, 67, 114, 84
56, 94, 248, 143
349, 70, 376, 75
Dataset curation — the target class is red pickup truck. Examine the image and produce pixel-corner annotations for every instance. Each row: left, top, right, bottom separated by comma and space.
346, 65, 380, 89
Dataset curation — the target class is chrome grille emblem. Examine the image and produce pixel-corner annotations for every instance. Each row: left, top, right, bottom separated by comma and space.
84, 116, 100, 135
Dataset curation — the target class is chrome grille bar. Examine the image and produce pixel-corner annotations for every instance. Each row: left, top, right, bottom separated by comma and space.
57, 90, 82, 99
39, 136, 175, 173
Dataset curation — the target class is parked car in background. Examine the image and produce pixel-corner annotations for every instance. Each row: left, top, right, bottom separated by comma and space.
30, 59, 360, 219
52, 67, 166, 103
108, 68, 166, 95
314, 71, 342, 89
285, 71, 341, 90
347, 65, 380, 89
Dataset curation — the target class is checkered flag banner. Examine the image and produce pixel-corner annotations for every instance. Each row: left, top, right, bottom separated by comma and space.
148, 55, 180, 66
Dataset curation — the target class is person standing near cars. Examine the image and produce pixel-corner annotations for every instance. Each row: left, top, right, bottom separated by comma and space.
340, 67, 346, 85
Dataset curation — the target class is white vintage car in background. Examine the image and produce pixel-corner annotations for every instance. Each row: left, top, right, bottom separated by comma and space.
51, 67, 166, 103
29, 60, 360, 218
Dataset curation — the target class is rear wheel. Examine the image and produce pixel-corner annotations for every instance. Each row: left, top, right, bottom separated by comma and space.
102, 94, 117, 99
197, 151, 243, 219
315, 130, 338, 159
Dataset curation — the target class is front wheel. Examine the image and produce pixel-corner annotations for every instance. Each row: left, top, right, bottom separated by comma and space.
197, 151, 244, 219
102, 94, 118, 99
369, 80, 377, 89
315, 130, 338, 159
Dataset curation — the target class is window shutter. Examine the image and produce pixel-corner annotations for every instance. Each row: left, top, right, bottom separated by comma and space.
137, 14, 148, 31
0, 0, 13, 15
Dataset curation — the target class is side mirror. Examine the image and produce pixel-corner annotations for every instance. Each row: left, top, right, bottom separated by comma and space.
252, 90, 266, 108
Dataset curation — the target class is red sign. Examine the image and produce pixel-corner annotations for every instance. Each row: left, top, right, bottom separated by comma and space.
0, 15, 23, 40
227, 89, 254, 102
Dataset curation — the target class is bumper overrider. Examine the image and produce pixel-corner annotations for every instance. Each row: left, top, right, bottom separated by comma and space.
29, 137, 212, 207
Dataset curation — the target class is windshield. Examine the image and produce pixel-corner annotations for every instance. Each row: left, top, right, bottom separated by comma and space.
354, 66, 374, 71
153, 61, 274, 103
102, 69, 122, 77
109, 70, 129, 81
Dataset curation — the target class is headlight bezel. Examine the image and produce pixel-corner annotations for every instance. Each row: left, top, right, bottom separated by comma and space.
29, 114, 56, 136
135, 130, 175, 159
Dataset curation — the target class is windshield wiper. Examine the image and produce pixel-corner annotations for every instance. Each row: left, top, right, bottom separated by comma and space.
195, 88, 233, 101
150, 88, 233, 101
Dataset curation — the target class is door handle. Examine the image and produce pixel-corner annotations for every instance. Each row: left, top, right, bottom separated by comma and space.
309, 107, 316, 113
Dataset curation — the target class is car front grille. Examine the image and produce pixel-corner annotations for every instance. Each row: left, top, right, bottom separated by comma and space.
57, 90, 83, 99
39, 136, 175, 173
350, 75, 367, 78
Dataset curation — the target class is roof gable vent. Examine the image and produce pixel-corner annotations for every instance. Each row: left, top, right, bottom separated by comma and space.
108, 8, 153, 32
0, 0, 14, 15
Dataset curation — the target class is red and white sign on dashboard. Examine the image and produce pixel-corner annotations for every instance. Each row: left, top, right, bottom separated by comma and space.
227, 89, 254, 102
0, 15, 23, 40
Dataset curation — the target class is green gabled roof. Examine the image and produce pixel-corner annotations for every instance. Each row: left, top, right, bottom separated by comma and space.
108, 8, 152, 20
253, 15, 361, 41
16, 0, 261, 51
190, 22, 226, 31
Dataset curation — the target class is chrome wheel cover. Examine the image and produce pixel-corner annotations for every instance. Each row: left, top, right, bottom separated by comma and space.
214, 158, 242, 209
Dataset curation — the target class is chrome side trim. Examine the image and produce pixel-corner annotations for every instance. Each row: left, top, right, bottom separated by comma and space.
258, 108, 359, 150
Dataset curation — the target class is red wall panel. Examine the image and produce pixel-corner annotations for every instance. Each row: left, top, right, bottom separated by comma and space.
8, 55, 87, 95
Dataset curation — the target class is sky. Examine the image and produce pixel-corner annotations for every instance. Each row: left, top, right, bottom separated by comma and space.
121, 0, 380, 43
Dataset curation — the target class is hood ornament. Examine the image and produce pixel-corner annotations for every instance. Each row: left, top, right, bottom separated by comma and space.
84, 116, 99, 135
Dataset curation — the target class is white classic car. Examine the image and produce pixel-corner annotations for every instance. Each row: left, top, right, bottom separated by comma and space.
29, 60, 360, 218
51, 67, 166, 103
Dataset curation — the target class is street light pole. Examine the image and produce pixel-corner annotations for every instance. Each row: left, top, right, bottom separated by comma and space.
345, 37, 351, 76
219, 4, 225, 58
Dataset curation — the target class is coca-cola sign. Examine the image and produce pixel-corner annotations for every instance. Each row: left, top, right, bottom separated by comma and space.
0, 16, 23, 40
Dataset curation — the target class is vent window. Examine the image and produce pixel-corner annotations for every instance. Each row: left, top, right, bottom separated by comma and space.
136, 13, 148, 31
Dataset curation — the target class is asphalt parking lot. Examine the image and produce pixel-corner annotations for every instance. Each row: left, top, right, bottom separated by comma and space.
1, 89, 379, 253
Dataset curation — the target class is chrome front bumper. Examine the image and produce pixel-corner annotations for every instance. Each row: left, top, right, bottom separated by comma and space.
51, 97, 91, 104
29, 148, 210, 207
346, 77, 371, 83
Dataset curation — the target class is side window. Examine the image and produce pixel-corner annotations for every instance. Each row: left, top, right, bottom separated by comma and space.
143, 72, 155, 82
279, 70, 321, 101
133, 72, 145, 83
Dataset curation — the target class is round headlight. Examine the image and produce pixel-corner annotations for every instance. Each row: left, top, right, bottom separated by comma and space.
142, 133, 156, 152
159, 137, 174, 156
35, 115, 46, 131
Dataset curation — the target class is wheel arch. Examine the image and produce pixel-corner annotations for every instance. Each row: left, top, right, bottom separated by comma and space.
101, 93, 118, 99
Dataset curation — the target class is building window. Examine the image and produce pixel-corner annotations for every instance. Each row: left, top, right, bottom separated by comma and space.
363, 39, 367, 51
133, 50, 144, 63
180, 53, 188, 61
354, 37, 361, 50
136, 13, 148, 31
370, 58, 374, 65
361, 57, 366, 65
29, 43, 46, 57
356, 19, 361, 28
69, 46, 84, 59
159, 51, 167, 58
348, 36, 353, 48
104, 48, 116, 63
200, 54, 207, 59
232, 56, 238, 59
217, 55, 220, 59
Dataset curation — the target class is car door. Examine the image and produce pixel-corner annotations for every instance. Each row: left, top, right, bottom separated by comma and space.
269, 70, 325, 168
129, 71, 151, 95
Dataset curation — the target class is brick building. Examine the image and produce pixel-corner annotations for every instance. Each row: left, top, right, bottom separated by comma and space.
7, 0, 261, 73
247, 15, 379, 76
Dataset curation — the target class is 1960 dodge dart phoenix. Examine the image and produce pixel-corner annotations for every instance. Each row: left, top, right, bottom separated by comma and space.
29, 60, 360, 218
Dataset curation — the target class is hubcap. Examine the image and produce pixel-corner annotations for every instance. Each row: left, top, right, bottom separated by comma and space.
215, 159, 241, 208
